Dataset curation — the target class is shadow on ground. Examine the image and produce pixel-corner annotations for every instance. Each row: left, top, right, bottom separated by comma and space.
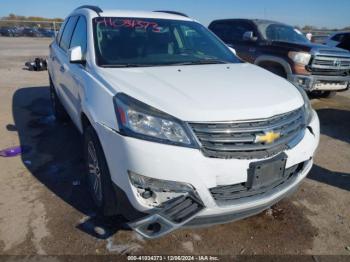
307, 107, 350, 192
316, 107, 350, 144
309, 165, 350, 191
12, 86, 126, 239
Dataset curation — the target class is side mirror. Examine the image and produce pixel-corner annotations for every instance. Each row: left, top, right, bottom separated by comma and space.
243, 31, 257, 42
68, 46, 84, 64
228, 46, 237, 55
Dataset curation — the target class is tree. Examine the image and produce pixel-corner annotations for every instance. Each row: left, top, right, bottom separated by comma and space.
1, 13, 63, 22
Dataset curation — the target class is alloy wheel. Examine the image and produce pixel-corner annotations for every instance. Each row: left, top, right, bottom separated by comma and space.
87, 140, 103, 205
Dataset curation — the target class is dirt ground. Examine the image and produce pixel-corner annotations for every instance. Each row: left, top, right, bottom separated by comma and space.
0, 37, 349, 258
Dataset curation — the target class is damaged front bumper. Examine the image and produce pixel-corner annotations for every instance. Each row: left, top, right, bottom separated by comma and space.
128, 159, 312, 239
289, 73, 350, 92
95, 112, 320, 239
128, 194, 204, 239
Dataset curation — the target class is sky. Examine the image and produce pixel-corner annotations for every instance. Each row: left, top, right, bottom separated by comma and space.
1, 0, 349, 28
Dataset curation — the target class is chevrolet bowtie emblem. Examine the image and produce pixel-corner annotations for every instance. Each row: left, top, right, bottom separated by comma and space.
255, 131, 281, 144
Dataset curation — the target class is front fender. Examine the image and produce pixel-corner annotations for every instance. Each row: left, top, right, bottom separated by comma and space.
255, 55, 293, 79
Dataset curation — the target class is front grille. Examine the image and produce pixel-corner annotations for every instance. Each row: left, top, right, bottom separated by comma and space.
210, 161, 306, 206
310, 55, 350, 75
309, 68, 349, 76
189, 108, 305, 159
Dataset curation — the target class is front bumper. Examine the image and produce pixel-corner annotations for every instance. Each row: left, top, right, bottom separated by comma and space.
289, 73, 350, 92
95, 110, 320, 238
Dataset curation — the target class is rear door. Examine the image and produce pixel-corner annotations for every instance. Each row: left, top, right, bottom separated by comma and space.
63, 16, 88, 125
49, 18, 68, 88
54, 16, 79, 120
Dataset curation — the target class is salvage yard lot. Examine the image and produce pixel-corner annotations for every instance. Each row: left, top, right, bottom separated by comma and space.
0, 37, 349, 256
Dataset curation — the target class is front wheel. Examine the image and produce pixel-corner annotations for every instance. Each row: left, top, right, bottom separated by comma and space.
84, 126, 119, 216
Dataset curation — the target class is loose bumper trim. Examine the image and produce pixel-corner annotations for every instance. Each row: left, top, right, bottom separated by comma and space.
128, 194, 204, 239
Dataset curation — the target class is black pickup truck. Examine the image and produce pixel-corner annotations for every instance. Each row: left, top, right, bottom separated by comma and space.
209, 19, 350, 97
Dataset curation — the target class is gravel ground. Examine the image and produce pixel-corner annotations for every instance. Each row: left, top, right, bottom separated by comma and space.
0, 37, 349, 258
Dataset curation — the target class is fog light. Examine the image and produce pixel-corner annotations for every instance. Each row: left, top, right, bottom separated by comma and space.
294, 77, 310, 89
141, 189, 153, 199
128, 170, 196, 208
297, 78, 306, 85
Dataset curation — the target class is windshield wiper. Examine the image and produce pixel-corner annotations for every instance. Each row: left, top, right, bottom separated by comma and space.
99, 59, 230, 68
99, 64, 152, 68
170, 59, 229, 66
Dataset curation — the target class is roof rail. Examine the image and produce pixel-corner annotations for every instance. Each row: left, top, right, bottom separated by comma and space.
154, 10, 189, 17
75, 5, 103, 16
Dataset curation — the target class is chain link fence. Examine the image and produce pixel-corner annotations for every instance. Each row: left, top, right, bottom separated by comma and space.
0, 20, 63, 38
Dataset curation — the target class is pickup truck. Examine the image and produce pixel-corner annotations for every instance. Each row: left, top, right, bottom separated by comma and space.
209, 19, 350, 98
48, 6, 320, 238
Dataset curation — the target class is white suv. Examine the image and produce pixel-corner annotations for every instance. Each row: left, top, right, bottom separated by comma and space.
48, 6, 320, 238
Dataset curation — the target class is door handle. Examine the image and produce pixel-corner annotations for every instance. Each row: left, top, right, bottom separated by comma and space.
60, 66, 65, 73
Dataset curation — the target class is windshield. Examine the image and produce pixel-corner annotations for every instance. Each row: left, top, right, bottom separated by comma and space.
258, 23, 309, 44
93, 17, 241, 67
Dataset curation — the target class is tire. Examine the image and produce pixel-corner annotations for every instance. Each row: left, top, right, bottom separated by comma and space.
84, 125, 119, 216
320, 91, 337, 98
311, 90, 337, 99
49, 77, 69, 121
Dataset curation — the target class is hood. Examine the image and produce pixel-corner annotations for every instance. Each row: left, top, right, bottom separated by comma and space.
270, 41, 314, 52
271, 41, 350, 54
98, 63, 304, 122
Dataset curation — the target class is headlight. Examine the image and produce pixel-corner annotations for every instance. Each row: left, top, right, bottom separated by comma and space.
113, 93, 197, 148
294, 85, 313, 124
288, 51, 311, 65
128, 171, 194, 193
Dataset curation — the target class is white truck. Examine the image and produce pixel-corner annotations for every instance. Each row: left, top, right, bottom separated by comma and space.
48, 6, 320, 238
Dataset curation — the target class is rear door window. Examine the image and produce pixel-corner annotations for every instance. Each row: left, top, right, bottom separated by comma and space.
56, 19, 68, 44
59, 16, 78, 52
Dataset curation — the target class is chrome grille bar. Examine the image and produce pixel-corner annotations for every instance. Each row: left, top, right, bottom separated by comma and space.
196, 134, 255, 143
200, 131, 301, 152
190, 109, 302, 134
311, 55, 350, 70
188, 108, 305, 159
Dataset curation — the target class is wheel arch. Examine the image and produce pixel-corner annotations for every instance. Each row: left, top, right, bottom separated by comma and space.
255, 55, 293, 79
81, 112, 92, 130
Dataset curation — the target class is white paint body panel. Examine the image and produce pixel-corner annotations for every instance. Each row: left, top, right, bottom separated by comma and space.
98, 63, 304, 122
